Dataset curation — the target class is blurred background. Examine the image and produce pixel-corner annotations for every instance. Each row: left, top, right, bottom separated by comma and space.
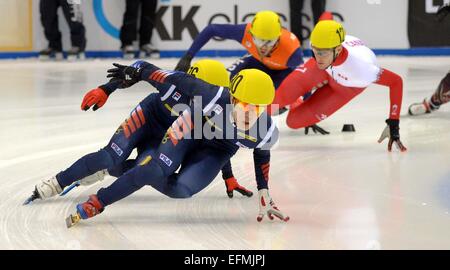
0, 0, 449, 59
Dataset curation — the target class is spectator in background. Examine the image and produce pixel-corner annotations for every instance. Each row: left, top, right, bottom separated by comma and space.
120, 0, 160, 59
39, 0, 86, 60
289, 0, 326, 44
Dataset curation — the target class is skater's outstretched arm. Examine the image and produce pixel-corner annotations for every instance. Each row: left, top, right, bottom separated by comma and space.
254, 149, 289, 222
253, 148, 270, 191
374, 68, 407, 152
107, 61, 220, 99
374, 68, 403, 120
80, 60, 155, 111
175, 24, 246, 71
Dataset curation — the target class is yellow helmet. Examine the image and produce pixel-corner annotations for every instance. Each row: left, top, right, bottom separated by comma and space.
229, 69, 275, 105
250, 10, 282, 40
187, 59, 230, 87
310, 20, 346, 49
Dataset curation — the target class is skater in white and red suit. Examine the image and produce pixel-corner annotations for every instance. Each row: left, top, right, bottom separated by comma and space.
270, 19, 407, 152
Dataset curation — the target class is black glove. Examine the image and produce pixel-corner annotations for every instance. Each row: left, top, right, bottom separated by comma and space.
174, 53, 193, 72
99, 77, 124, 94
437, 4, 450, 22
378, 119, 407, 152
106, 63, 143, 88
305, 124, 330, 135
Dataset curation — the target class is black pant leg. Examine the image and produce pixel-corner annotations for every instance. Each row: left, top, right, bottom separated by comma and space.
139, 0, 157, 46
40, 0, 62, 51
311, 0, 326, 24
120, 0, 140, 48
59, 0, 86, 50
289, 0, 305, 43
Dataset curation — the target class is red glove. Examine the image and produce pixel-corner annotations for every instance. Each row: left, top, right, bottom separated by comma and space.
81, 88, 109, 111
224, 177, 253, 198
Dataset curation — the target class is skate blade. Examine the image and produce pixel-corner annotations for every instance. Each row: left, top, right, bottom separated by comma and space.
23, 189, 40, 205
23, 196, 34, 205
66, 213, 81, 228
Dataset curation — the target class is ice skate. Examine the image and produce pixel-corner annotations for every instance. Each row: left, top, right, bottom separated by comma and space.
408, 99, 434, 116
67, 46, 86, 61
122, 45, 136, 59
139, 43, 160, 59
66, 195, 104, 228
38, 47, 63, 61
23, 176, 62, 205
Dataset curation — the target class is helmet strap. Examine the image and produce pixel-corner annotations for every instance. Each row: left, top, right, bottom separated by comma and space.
331, 47, 338, 65
326, 47, 340, 69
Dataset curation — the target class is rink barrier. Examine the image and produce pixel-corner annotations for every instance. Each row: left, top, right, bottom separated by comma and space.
1, 48, 450, 59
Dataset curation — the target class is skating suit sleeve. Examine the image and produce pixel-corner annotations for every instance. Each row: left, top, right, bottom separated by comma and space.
186, 24, 247, 57
98, 79, 123, 95
253, 148, 271, 190
232, 112, 278, 190
119, 60, 193, 124
373, 68, 403, 120
140, 63, 218, 98
250, 115, 278, 190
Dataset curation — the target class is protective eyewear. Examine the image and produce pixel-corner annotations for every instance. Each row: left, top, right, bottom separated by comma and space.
252, 36, 278, 49
232, 97, 266, 115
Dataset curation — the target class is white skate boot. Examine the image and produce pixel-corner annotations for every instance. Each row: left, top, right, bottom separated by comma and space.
408, 99, 440, 116
36, 176, 63, 199
24, 176, 62, 205
408, 99, 431, 116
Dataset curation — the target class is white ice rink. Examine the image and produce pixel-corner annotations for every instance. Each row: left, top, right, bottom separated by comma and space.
0, 56, 449, 250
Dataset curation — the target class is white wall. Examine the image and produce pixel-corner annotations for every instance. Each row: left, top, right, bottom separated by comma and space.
31, 0, 409, 52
